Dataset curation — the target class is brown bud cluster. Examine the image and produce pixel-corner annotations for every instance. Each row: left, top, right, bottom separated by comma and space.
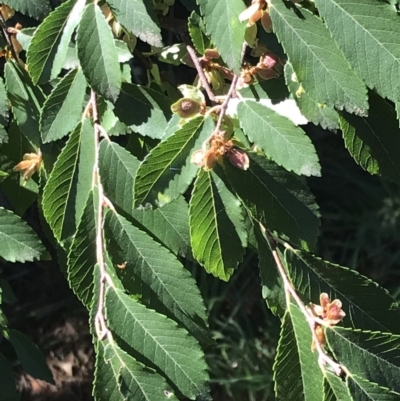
191, 134, 249, 172
13, 150, 42, 185
309, 293, 346, 351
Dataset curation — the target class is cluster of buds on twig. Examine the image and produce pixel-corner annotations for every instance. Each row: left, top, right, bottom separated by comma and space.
191, 133, 249, 172
308, 293, 346, 350
238, 50, 284, 88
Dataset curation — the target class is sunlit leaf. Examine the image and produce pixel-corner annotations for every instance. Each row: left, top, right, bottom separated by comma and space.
270, 0, 368, 115
237, 100, 321, 176
77, 3, 121, 102
27, 0, 86, 84
0, 207, 44, 263
198, 0, 246, 74
40, 68, 87, 143
42, 119, 95, 243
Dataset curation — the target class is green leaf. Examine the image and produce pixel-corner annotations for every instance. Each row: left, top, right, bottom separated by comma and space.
188, 12, 210, 55
2, 0, 51, 20
99, 140, 140, 214
8, 329, 54, 384
225, 152, 320, 251
131, 196, 191, 257
347, 375, 400, 401
105, 287, 209, 399
0, 171, 8, 182
27, 0, 86, 85
189, 168, 245, 281
284, 62, 339, 131
5, 60, 45, 147
77, 3, 121, 102
113, 83, 172, 139
270, 0, 368, 115
94, 338, 178, 401
67, 191, 96, 307
42, 119, 95, 243
340, 92, 400, 185
134, 116, 214, 207
313, 0, 400, 105
237, 100, 321, 176
326, 328, 400, 394
0, 352, 20, 401
198, 0, 246, 74
273, 304, 324, 401
324, 371, 352, 401
0, 207, 44, 263
104, 210, 209, 342
285, 250, 400, 334
105, 0, 162, 47
40, 68, 87, 143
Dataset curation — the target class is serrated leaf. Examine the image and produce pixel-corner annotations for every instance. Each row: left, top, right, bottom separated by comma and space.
40, 68, 87, 143
324, 371, 352, 401
42, 119, 95, 243
5, 60, 45, 147
284, 62, 339, 131
225, 152, 320, 251
77, 3, 121, 102
104, 210, 209, 342
0, 352, 20, 401
273, 305, 323, 401
67, 191, 96, 307
134, 116, 214, 207
347, 375, 400, 401
99, 140, 139, 214
237, 79, 309, 126
270, 0, 368, 115
198, 0, 246, 74
113, 83, 172, 139
189, 168, 245, 281
326, 328, 400, 394
131, 196, 191, 257
313, 0, 400, 105
0, 207, 44, 263
2, 0, 51, 20
8, 329, 54, 384
27, 0, 86, 85
94, 338, 178, 401
105, 286, 209, 399
188, 12, 210, 55
237, 100, 320, 176
285, 250, 400, 334
340, 91, 400, 185
105, 0, 162, 47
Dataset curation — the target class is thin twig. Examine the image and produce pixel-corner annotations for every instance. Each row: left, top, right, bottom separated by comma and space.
260, 223, 344, 376
214, 74, 239, 135
186, 45, 219, 103
90, 90, 113, 341
0, 10, 18, 61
